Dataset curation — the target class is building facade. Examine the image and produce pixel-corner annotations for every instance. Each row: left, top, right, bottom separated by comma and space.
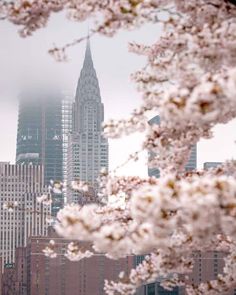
62, 96, 73, 186
67, 38, 109, 204
1, 229, 133, 295
184, 251, 236, 295
185, 144, 197, 172
1, 247, 27, 295
15, 89, 69, 216
16, 90, 64, 185
203, 162, 222, 169
28, 236, 132, 295
0, 258, 2, 295
0, 162, 50, 271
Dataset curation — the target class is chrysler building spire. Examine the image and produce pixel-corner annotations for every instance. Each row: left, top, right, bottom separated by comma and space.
74, 39, 102, 132
83, 36, 94, 69
67, 39, 109, 204
75, 37, 101, 103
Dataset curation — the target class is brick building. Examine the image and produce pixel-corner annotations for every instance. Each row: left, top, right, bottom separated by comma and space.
27, 235, 132, 295
184, 251, 236, 295
1, 247, 27, 295
1, 229, 133, 295
0, 258, 2, 295
1, 263, 15, 295
183, 162, 235, 294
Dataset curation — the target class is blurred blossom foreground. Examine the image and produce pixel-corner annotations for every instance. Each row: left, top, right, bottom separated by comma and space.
1, 0, 236, 295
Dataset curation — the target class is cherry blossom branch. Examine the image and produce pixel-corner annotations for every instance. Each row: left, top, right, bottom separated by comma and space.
2, 1, 236, 294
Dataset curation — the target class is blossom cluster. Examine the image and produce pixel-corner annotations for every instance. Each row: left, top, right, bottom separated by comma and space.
42, 239, 57, 258
65, 242, 94, 261
2, 0, 236, 294
52, 172, 236, 294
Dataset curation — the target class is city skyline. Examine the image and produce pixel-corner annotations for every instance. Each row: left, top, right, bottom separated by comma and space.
0, 4, 236, 295
0, 16, 235, 177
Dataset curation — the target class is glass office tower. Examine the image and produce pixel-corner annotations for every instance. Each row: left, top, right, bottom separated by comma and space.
16, 89, 64, 216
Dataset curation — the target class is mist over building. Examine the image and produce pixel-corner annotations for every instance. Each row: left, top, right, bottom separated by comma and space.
16, 90, 64, 185
15, 89, 73, 216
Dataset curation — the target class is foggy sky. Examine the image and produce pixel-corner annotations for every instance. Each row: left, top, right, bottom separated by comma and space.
0, 13, 235, 176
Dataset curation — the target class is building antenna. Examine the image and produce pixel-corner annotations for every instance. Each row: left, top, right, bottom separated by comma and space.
87, 23, 90, 40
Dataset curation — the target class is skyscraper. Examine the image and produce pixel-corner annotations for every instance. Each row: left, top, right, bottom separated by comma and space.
15, 89, 67, 216
62, 96, 73, 186
16, 90, 63, 185
67, 38, 109, 204
0, 162, 50, 271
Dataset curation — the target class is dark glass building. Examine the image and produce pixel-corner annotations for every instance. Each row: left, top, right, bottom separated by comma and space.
16, 89, 64, 216
145, 283, 179, 295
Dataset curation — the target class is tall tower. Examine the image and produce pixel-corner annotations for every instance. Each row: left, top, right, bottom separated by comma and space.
62, 96, 73, 186
16, 90, 63, 185
67, 38, 109, 204
16, 89, 65, 216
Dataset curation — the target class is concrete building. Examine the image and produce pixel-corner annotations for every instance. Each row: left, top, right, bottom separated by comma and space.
0, 162, 50, 271
62, 96, 73, 186
185, 144, 197, 172
67, 38, 109, 204
203, 162, 222, 169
